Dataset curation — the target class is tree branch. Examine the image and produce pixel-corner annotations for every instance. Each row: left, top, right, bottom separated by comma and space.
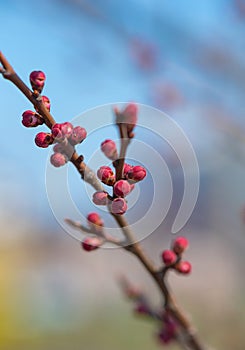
0, 52, 206, 350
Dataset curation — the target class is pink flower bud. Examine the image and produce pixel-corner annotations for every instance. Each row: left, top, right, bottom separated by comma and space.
123, 163, 132, 177
111, 198, 127, 215
42, 95, 51, 111
22, 110, 43, 127
161, 250, 177, 266
29, 71, 46, 93
87, 212, 104, 227
101, 139, 118, 160
172, 236, 189, 255
35, 132, 54, 148
127, 165, 146, 182
123, 103, 137, 124
97, 166, 115, 186
158, 327, 175, 344
113, 180, 131, 197
53, 143, 66, 154
52, 122, 73, 140
50, 152, 68, 167
81, 237, 102, 252
176, 261, 192, 275
69, 126, 87, 145
92, 191, 108, 205
134, 303, 149, 315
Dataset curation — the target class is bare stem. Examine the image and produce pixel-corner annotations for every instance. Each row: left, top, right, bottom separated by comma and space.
0, 52, 206, 350
115, 123, 130, 180
65, 218, 124, 246
64, 218, 93, 233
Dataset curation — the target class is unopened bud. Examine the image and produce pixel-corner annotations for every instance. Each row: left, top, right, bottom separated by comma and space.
97, 166, 115, 186
29, 70, 46, 93
101, 139, 118, 160
111, 198, 127, 215
35, 132, 54, 148
92, 191, 108, 205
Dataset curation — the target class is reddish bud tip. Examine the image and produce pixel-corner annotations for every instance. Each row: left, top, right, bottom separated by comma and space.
22, 110, 43, 127
134, 303, 149, 315
52, 122, 73, 140
92, 191, 108, 205
172, 236, 189, 255
97, 166, 115, 186
50, 152, 68, 167
161, 250, 177, 266
87, 212, 104, 227
123, 103, 138, 120
29, 71, 46, 93
81, 237, 102, 252
121, 103, 138, 134
101, 139, 118, 160
111, 198, 127, 215
42, 95, 51, 111
69, 126, 87, 145
113, 180, 131, 197
127, 165, 146, 182
35, 132, 54, 148
176, 261, 192, 275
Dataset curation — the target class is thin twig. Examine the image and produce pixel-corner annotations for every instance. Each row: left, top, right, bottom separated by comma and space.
115, 123, 131, 180
65, 217, 124, 246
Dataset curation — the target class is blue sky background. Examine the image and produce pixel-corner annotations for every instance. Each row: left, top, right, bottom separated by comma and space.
0, 0, 245, 229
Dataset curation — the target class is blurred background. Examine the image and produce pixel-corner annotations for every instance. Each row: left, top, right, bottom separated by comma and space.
1, 0, 245, 349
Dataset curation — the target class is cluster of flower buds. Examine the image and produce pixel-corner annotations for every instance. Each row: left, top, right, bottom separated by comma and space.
114, 103, 138, 138
95, 166, 131, 215
96, 159, 146, 215
161, 236, 191, 275
112, 165, 146, 215
51, 123, 87, 145
21, 72, 50, 128
157, 312, 177, 345
33, 122, 87, 167
22, 70, 87, 169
